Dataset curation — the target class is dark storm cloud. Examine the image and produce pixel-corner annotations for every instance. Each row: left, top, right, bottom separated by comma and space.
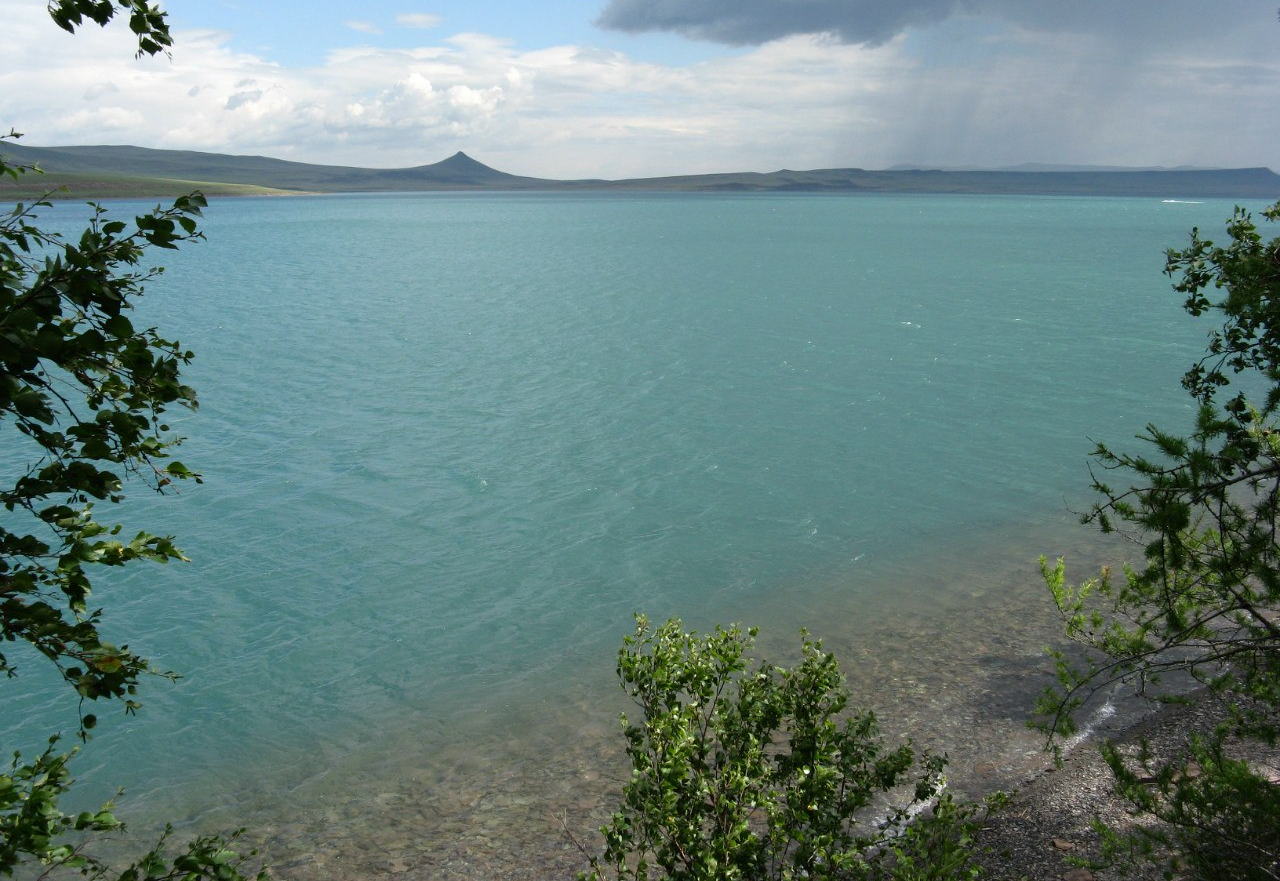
594, 0, 967, 46
594, 0, 1252, 47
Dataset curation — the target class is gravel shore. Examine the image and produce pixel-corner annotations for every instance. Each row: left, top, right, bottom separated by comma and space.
970, 691, 1278, 881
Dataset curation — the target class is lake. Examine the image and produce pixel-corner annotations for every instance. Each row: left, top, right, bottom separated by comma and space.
5, 191, 1269, 879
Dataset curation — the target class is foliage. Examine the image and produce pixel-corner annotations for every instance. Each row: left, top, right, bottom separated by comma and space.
2, 739, 259, 880
579, 616, 990, 881
46, 0, 173, 57
1, 147, 205, 723
1038, 203, 1280, 878
1094, 733, 1280, 881
1, 5, 262, 880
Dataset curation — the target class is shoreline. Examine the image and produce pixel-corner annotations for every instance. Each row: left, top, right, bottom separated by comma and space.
122, 525, 1141, 880
970, 688, 1275, 880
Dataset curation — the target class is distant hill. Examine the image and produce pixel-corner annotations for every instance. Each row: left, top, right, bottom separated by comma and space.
586, 166, 1280, 198
887, 162, 1222, 173
0, 144, 544, 196
2, 142, 1278, 200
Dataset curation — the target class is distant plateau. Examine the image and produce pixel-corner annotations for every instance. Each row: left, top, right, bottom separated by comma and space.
1, 143, 1278, 200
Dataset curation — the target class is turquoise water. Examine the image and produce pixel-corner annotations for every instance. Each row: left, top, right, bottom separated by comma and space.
6, 192, 1270, 878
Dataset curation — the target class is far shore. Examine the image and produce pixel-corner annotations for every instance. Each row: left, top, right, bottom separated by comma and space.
0, 177, 303, 201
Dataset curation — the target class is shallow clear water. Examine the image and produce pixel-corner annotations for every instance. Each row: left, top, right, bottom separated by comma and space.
5, 191, 1268, 878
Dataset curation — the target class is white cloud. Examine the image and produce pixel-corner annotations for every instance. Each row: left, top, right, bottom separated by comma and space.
225, 89, 264, 111
83, 81, 119, 101
61, 105, 147, 135
396, 13, 442, 29
345, 21, 382, 35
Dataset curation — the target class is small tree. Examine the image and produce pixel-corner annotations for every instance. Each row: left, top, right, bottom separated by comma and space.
1039, 203, 1280, 879
579, 616, 988, 881
1, 4, 262, 878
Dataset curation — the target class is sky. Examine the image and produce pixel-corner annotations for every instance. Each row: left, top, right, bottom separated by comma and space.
0, 0, 1277, 179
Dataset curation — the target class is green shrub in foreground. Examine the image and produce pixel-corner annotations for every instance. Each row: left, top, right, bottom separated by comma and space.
579, 616, 990, 881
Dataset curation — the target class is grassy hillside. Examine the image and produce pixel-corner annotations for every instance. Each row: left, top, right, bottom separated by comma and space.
0, 171, 295, 200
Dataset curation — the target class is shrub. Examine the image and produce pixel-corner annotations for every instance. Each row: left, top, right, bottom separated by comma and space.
1039, 203, 1280, 879
579, 616, 989, 881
